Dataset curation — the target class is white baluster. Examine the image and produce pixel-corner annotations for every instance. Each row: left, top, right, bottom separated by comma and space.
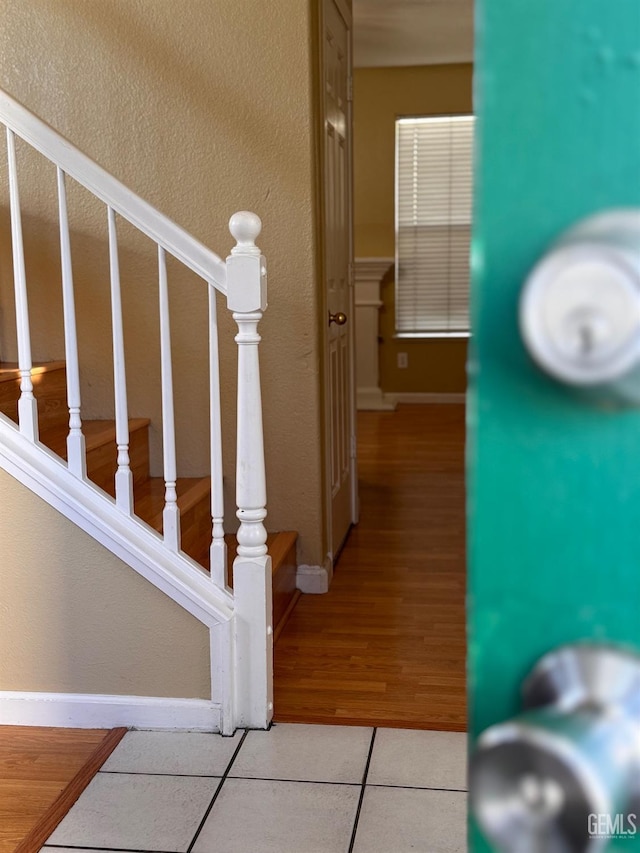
208, 285, 226, 586
226, 211, 273, 729
6, 128, 38, 441
57, 168, 86, 478
158, 246, 180, 552
107, 207, 133, 514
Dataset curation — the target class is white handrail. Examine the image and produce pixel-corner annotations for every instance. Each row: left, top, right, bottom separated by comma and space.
0, 90, 227, 292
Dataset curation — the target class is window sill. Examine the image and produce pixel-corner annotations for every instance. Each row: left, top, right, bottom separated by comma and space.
393, 332, 471, 340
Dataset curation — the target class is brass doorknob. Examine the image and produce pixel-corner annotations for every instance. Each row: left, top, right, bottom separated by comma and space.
329, 311, 348, 326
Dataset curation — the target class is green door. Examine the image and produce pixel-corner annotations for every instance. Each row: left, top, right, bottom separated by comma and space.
469, 1, 640, 850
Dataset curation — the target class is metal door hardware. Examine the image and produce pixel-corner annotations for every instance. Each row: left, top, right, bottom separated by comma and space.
470, 643, 640, 851
520, 211, 640, 396
329, 311, 348, 326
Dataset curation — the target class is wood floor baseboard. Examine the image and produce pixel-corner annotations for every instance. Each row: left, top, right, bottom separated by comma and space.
14, 727, 127, 853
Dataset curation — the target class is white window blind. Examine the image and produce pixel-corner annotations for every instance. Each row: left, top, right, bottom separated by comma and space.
395, 115, 475, 336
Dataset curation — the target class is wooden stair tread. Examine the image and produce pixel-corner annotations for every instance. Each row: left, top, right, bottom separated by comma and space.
0, 360, 66, 383
268, 530, 298, 569
134, 476, 211, 532
39, 418, 151, 459
224, 531, 299, 638
224, 531, 297, 576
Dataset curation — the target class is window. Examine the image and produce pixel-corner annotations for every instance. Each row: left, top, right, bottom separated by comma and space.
395, 115, 475, 336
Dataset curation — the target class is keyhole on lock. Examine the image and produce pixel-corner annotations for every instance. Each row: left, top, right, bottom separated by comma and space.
579, 324, 594, 356
562, 308, 610, 361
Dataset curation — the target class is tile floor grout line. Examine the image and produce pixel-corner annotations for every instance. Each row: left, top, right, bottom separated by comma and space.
227, 777, 467, 793
347, 727, 377, 853
225, 775, 362, 787
185, 728, 249, 853
366, 782, 468, 793
99, 769, 363, 786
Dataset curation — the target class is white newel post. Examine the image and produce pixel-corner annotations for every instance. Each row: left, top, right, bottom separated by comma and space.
226, 211, 273, 729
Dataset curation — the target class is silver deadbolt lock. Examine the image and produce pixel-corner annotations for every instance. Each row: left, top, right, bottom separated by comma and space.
520, 210, 640, 396
470, 644, 640, 852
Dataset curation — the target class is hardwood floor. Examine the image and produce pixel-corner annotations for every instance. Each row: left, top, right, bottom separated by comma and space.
0, 726, 125, 853
274, 404, 466, 731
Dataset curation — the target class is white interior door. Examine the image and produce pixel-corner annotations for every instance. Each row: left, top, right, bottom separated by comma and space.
322, 0, 356, 560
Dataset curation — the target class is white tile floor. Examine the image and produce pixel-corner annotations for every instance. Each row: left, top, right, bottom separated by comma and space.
42, 723, 467, 853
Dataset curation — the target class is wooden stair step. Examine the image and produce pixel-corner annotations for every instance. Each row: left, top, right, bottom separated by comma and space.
0, 362, 151, 494
134, 476, 212, 566
38, 418, 151, 494
0, 361, 68, 431
134, 476, 300, 639
0, 360, 67, 381
226, 531, 299, 641
40, 418, 149, 458
225, 531, 298, 580
134, 476, 211, 529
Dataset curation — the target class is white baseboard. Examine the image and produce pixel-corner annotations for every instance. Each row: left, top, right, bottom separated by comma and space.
0, 691, 222, 731
296, 556, 333, 594
356, 387, 397, 411
388, 392, 466, 404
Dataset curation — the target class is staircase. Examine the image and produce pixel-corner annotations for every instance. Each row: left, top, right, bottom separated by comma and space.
0, 361, 298, 626
0, 89, 297, 734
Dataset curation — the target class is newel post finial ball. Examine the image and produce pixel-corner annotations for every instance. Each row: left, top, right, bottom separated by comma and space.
229, 211, 262, 255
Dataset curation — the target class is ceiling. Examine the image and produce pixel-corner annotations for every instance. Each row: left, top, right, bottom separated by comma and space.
353, 0, 474, 68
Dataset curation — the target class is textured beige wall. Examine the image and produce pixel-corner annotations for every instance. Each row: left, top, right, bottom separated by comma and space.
0, 470, 210, 697
0, 1, 324, 559
0, 1, 324, 697
353, 64, 472, 394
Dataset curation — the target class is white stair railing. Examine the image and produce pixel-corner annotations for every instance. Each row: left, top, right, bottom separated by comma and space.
0, 89, 272, 733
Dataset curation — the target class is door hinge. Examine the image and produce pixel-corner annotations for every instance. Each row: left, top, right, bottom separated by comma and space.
347, 76, 353, 103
